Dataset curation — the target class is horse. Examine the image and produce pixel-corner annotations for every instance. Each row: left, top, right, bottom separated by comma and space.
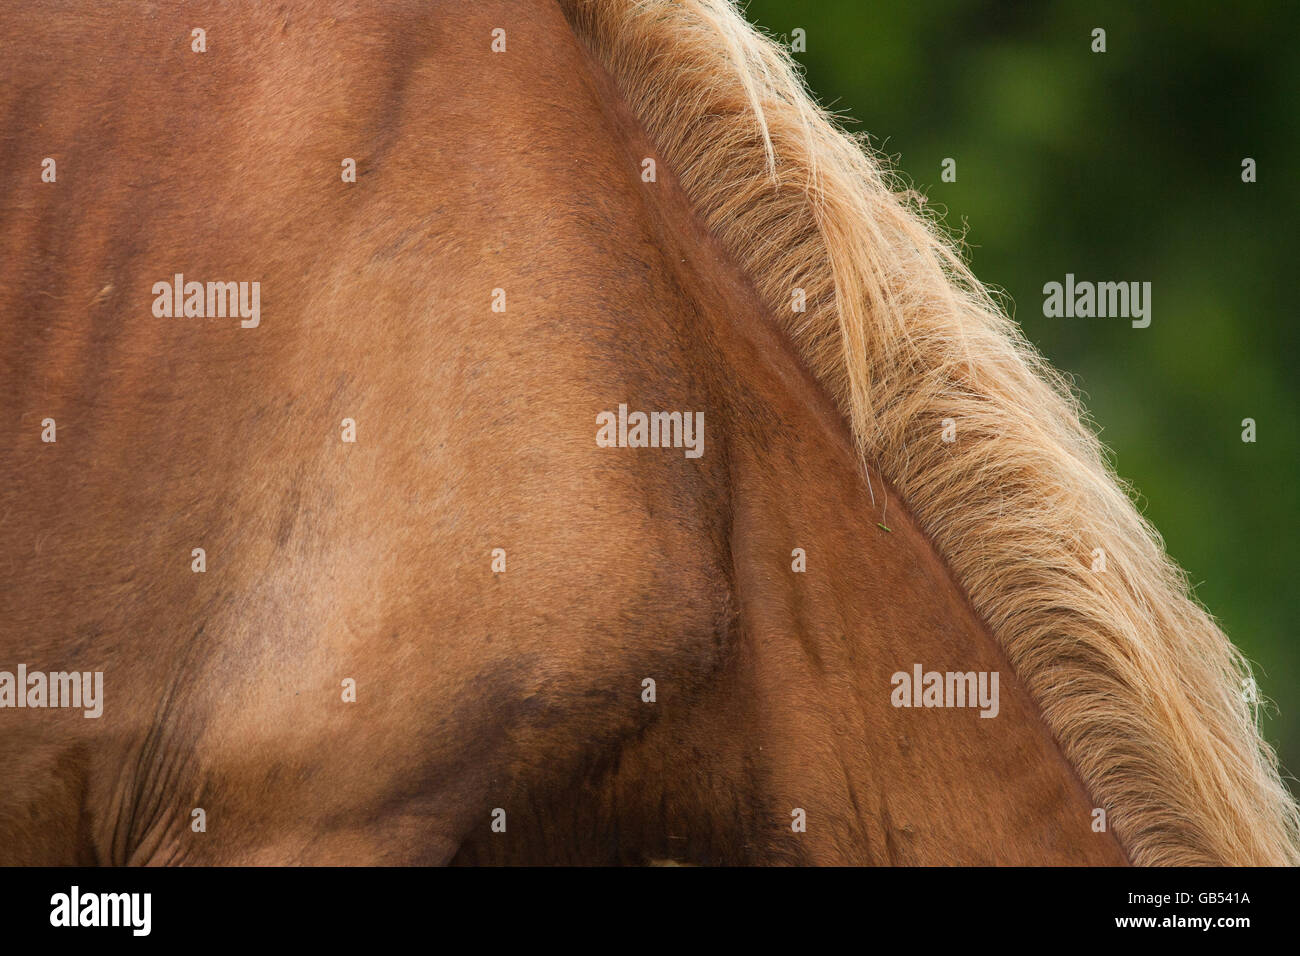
1, 0, 1296, 866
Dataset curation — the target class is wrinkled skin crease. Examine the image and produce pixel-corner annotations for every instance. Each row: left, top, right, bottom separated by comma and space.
0, 0, 1126, 865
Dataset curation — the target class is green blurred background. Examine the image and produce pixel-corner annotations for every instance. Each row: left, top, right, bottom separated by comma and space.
743, 0, 1299, 792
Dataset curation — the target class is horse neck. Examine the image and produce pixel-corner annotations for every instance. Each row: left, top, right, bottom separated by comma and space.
452, 21, 1131, 865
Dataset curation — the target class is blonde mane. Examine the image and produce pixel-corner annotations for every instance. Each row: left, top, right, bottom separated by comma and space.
560, 0, 1300, 865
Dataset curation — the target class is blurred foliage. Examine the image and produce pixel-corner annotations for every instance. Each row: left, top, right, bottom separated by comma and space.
743, 0, 1299, 790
